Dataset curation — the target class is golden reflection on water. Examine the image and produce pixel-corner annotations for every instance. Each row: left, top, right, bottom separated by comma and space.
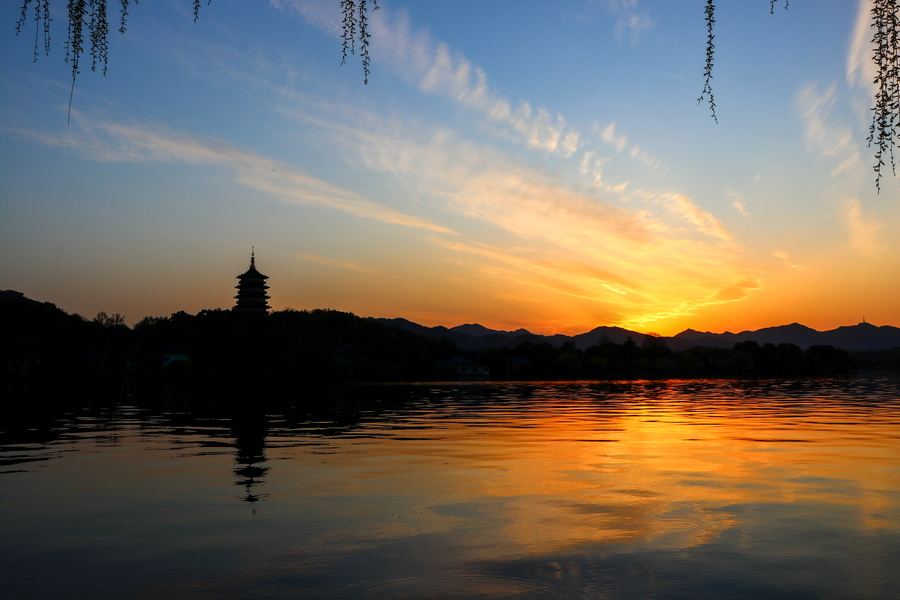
2, 377, 899, 599
261, 379, 900, 569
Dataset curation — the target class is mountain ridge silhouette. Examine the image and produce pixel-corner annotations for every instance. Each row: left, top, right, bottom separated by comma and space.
3, 289, 895, 353
375, 319, 900, 352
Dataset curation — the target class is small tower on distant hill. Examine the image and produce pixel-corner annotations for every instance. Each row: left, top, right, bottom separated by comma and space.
234, 248, 270, 314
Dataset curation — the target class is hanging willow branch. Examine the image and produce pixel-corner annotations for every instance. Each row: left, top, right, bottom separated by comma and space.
697, 0, 717, 123
10, 1, 900, 192
15, 0, 378, 122
340, 0, 379, 84
867, 0, 900, 193
699, 1, 789, 123
16, 1, 209, 123
699, 1, 900, 193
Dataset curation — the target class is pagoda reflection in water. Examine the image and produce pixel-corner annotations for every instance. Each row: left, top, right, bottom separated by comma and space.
232, 412, 270, 504
234, 248, 270, 314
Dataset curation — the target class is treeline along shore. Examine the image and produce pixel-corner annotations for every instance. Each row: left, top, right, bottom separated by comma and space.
3, 291, 899, 392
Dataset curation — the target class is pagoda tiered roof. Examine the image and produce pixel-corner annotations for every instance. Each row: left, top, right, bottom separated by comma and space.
234, 249, 270, 313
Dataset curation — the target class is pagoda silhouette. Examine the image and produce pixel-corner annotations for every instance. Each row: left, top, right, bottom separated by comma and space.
234, 249, 270, 313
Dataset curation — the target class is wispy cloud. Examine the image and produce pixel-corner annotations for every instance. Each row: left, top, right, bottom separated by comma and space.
842, 198, 885, 255
27, 119, 456, 236
369, 11, 581, 156
269, 0, 342, 35
430, 238, 640, 300
727, 190, 749, 216
795, 79, 894, 254
273, 1, 662, 186
579, 151, 607, 187
454, 169, 658, 250
21, 2, 753, 331
308, 107, 757, 327
655, 193, 732, 241
296, 252, 375, 273
846, 0, 876, 94
629, 145, 661, 170
599, 122, 628, 153
704, 277, 764, 304
576, 0, 653, 45
274, 2, 582, 157
772, 250, 800, 269
428, 236, 761, 331
796, 83, 859, 172
595, 122, 659, 171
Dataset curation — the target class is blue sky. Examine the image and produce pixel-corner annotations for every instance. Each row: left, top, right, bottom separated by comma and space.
1, 0, 897, 335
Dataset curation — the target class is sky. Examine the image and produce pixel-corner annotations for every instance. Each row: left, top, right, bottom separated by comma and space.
1, 0, 898, 336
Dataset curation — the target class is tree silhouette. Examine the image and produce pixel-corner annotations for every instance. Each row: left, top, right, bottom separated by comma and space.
92, 311, 125, 327
13, 1, 898, 191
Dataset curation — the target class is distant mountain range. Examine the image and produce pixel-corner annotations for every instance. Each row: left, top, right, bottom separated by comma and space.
374, 318, 900, 353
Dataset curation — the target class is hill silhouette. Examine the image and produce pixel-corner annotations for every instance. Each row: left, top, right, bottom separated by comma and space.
377, 317, 900, 353
3, 290, 898, 390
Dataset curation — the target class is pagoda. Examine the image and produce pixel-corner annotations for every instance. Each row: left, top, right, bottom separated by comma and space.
234, 249, 270, 313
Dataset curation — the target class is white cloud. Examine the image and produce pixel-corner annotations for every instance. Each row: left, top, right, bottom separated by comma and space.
430, 238, 640, 300
589, 0, 654, 45
47, 0, 751, 329
296, 252, 375, 273
842, 198, 885, 256
772, 250, 800, 269
307, 107, 757, 325
365, 11, 581, 156
727, 190, 749, 216
655, 193, 733, 241
561, 131, 581, 156
846, 0, 876, 94
269, 0, 342, 35
600, 122, 628, 153
630, 146, 660, 170
795, 82, 896, 252
579, 151, 594, 175
796, 83, 862, 177
578, 151, 608, 187
274, 2, 667, 187
56, 120, 457, 235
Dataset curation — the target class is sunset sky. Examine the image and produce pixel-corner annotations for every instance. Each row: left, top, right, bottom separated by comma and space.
1, 0, 898, 336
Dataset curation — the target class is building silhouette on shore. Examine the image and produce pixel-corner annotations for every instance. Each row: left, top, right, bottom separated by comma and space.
234, 249, 270, 314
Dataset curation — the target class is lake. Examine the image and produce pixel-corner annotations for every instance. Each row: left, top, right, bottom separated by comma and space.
2, 375, 899, 599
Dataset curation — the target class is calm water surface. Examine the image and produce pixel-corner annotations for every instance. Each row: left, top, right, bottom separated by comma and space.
2, 376, 899, 599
